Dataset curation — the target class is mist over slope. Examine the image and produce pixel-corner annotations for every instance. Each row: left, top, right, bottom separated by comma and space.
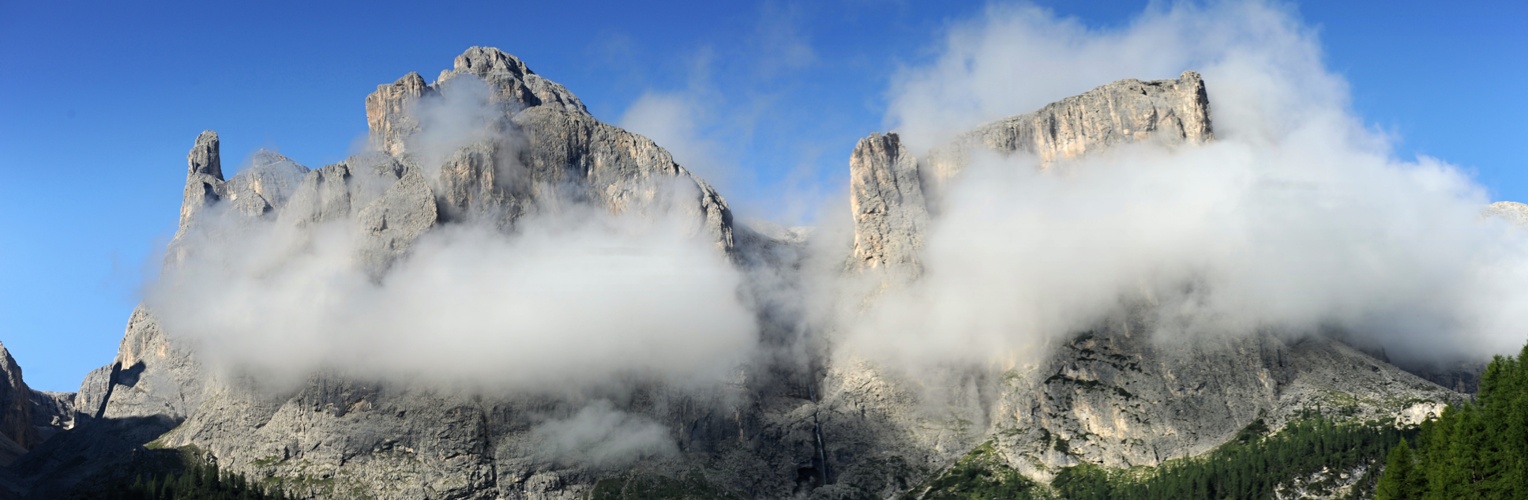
843, 0, 1528, 375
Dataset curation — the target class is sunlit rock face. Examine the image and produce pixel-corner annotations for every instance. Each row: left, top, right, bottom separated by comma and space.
847, 71, 1212, 277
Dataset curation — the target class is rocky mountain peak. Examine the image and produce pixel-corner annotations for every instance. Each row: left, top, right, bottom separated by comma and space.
441, 46, 588, 115
176, 130, 225, 233
364, 72, 432, 157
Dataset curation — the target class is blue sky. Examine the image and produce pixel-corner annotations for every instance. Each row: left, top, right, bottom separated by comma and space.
1, 0, 1523, 392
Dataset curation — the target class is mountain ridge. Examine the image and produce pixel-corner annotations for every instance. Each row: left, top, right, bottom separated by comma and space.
0, 47, 1498, 499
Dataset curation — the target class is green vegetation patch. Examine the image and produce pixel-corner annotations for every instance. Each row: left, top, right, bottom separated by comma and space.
1052, 415, 1411, 500
907, 441, 1043, 500
1376, 341, 1528, 499
101, 446, 292, 500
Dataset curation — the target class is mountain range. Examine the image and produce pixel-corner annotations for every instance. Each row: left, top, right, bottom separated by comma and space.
1, 47, 1522, 499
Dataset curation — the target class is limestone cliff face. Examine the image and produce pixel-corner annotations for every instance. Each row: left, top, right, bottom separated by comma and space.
924, 70, 1212, 183
0, 342, 39, 458
847, 71, 1212, 275
848, 133, 927, 273
176, 131, 225, 235
365, 72, 431, 157
362, 46, 731, 250
0, 342, 76, 467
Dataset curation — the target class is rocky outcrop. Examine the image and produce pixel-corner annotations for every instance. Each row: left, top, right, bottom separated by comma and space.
0, 342, 79, 468
28, 392, 73, 443
803, 321, 1459, 496
511, 107, 733, 249
226, 150, 310, 217
991, 327, 1454, 476
176, 131, 225, 234
439, 46, 588, 115
848, 133, 927, 273
72, 365, 112, 424
0, 343, 39, 459
924, 70, 1212, 183
365, 72, 432, 157
356, 167, 439, 274
847, 71, 1213, 276
97, 306, 204, 423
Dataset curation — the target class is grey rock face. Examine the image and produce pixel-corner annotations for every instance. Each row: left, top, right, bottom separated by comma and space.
924, 70, 1213, 183
990, 327, 1455, 476
225, 150, 311, 217
511, 107, 734, 250
848, 133, 927, 273
806, 326, 1458, 495
0, 342, 39, 457
365, 72, 431, 157
0, 342, 78, 469
439, 46, 588, 116
847, 72, 1212, 277
72, 365, 112, 424
98, 306, 204, 423
176, 131, 225, 234
356, 167, 439, 274
363, 48, 733, 251
28, 391, 73, 444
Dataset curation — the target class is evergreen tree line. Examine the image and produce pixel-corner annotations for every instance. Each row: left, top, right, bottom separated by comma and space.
97, 458, 290, 500
1051, 416, 1411, 500
1376, 341, 1528, 499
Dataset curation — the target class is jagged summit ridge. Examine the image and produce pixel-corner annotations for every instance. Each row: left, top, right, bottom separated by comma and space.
926, 70, 1212, 181
849, 70, 1213, 273
359, 46, 733, 250
176, 130, 223, 234
364, 46, 588, 158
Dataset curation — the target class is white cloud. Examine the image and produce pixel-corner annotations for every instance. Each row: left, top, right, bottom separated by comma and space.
845, 0, 1528, 372
149, 198, 757, 390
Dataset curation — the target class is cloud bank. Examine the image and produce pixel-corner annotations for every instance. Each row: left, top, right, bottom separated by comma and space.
145, 1, 1528, 423
845, 0, 1528, 371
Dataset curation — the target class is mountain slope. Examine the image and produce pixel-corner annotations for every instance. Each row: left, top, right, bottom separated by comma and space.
5, 48, 1475, 499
